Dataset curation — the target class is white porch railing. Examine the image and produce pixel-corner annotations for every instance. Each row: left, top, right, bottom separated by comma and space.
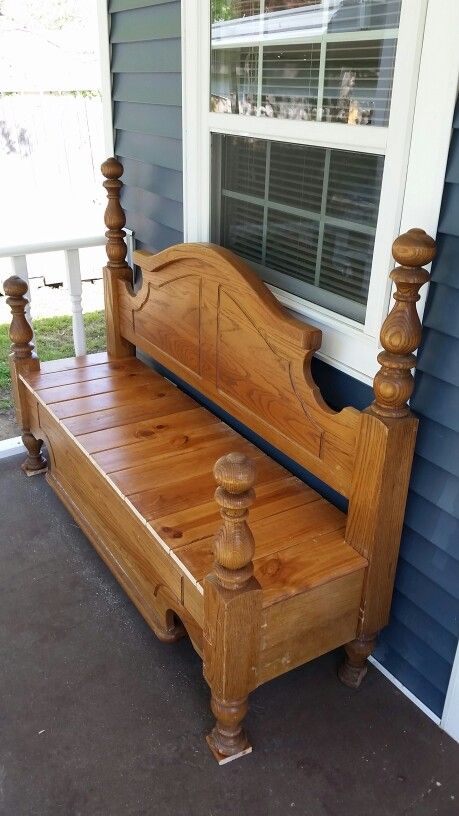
1, 230, 134, 356
0, 234, 106, 357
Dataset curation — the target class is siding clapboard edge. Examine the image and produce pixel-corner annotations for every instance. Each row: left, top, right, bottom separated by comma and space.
395, 560, 458, 639
110, 0, 170, 13
369, 655, 442, 723
374, 641, 447, 717
379, 622, 452, 696
391, 590, 457, 665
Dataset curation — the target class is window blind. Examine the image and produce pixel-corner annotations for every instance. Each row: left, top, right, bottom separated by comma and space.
212, 134, 385, 322
323, 39, 397, 126
261, 44, 321, 119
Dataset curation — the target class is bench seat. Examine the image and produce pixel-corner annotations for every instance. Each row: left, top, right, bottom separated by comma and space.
21, 352, 366, 610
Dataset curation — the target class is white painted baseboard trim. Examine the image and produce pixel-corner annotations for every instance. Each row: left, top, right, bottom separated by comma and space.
441, 641, 459, 743
0, 436, 26, 460
369, 656, 441, 725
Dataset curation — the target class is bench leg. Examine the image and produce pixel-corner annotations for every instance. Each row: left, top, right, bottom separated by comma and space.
204, 575, 261, 764
207, 694, 251, 763
203, 452, 262, 764
338, 633, 377, 689
21, 432, 47, 476
204, 574, 260, 765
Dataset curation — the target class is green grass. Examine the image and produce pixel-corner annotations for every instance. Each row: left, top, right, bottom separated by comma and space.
0, 311, 106, 413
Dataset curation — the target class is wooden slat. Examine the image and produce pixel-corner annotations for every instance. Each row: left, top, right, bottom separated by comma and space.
39, 352, 110, 374
256, 529, 366, 606
176, 499, 346, 583
61, 390, 196, 435
25, 358, 146, 389
94, 421, 235, 473
77, 405, 217, 454
35, 370, 157, 404
110, 435, 254, 496
138, 455, 285, 521
155, 476, 316, 551
48, 380, 175, 419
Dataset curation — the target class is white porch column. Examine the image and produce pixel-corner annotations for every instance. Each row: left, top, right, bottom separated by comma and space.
64, 248, 86, 357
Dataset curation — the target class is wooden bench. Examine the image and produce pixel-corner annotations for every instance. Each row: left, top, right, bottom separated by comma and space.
4, 158, 435, 764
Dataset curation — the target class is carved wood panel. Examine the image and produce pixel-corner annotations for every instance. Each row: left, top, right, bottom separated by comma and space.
117, 244, 361, 496
215, 288, 323, 458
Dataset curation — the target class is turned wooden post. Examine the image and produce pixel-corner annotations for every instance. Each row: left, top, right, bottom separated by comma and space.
338, 634, 378, 689
371, 228, 436, 418
203, 452, 262, 764
3, 276, 46, 474
341, 228, 435, 688
101, 157, 135, 359
4, 276, 35, 362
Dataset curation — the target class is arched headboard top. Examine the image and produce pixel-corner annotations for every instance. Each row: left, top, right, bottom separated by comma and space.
133, 244, 322, 353
114, 242, 361, 497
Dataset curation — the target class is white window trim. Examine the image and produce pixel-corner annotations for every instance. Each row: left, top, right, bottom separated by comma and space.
182, 0, 459, 384
442, 640, 459, 744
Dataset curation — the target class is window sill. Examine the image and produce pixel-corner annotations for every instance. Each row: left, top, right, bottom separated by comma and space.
268, 283, 379, 385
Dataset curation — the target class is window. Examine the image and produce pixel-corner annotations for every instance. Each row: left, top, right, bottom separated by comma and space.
211, 135, 384, 321
209, 0, 402, 323
210, 1, 400, 127
182, 0, 455, 379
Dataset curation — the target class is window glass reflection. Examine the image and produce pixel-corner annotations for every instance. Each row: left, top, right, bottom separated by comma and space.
210, 0, 401, 126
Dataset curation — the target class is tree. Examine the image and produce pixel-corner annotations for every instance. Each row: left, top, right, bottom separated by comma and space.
212, 1, 259, 22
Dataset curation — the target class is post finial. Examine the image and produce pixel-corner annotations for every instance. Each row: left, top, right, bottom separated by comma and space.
101, 157, 128, 269
392, 227, 436, 268
3, 276, 34, 360
371, 228, 436, 418
213, 452, 256, 591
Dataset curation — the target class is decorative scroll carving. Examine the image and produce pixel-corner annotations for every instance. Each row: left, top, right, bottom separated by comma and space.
101, 157, 130, 271
3, 276, 34, 360
371, 228, 436, 418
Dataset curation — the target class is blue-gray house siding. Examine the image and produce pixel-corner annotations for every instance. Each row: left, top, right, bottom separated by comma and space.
108, 2, 459, 718
109, 0, 183, 252
373, 105, 459, 717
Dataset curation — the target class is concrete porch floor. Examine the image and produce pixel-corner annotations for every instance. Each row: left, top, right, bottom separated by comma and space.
1, 453, 458, 816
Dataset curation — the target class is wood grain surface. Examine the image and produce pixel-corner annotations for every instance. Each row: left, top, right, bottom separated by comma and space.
19, 354, 365, 613
9, 191, 433, 760
116, 245, 361, 497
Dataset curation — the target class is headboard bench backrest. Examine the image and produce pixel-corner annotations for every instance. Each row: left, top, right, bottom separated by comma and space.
120, 243, 361, 498
101, 158, 435, 635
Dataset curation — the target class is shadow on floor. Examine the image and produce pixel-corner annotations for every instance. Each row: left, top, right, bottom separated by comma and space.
1, 454, 458, 816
